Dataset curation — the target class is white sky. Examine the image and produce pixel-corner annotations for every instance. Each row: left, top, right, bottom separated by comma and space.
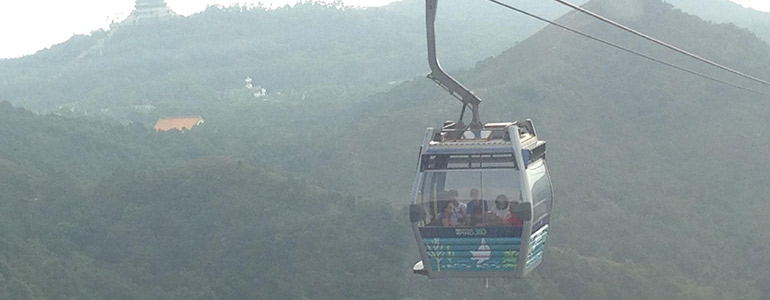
0, 0, 397, 59
0, 0, 768, 59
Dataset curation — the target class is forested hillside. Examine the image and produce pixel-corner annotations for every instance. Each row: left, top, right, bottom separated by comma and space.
0, 101, 665, 300
0, 0, 583, 123
1, 0, 770, 299
0, 103, 412, 299
664, 0, 770, 43
334, 0, 770, 298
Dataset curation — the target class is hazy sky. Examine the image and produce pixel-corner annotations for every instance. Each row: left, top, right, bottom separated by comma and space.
1, 0, 769, 59
732, 0, 770, 11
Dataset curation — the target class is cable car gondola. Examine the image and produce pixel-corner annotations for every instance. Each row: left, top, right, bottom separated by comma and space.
410, 0, 553, 279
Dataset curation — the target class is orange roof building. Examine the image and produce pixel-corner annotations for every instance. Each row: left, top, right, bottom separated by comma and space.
154, 116, 204, 132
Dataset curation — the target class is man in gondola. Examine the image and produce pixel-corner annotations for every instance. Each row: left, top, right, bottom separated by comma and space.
447, 189, 466, 226
505, 201, 524, 226
464, 188, 488, 226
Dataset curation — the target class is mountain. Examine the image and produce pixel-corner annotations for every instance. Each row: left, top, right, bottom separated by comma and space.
0, 0, 583, 122
664, 0, 770, 44
0, 102, 586, 300
333, 0, 770, 297
0, 104, 414, 299
2, 0, 770, 299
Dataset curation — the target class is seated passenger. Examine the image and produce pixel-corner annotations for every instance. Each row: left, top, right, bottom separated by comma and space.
465, 188, 488, 226
447, 189, 466, 224
486, 194, 511, 225
426, 192, 449, 227
505, 201, 524, 226
492, 194, 511, 218
438, 202, 459, 227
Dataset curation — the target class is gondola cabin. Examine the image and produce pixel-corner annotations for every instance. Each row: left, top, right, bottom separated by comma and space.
410, 120, 552, 278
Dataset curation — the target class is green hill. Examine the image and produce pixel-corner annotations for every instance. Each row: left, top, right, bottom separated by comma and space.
664, 0, 770, 44
0, 104, 414, 299
333, 0, 770, 298
0, 0, 583, 123
2, 0, 770, 299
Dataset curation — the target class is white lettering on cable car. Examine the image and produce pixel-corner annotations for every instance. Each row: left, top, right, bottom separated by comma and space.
455, 228, 487, 236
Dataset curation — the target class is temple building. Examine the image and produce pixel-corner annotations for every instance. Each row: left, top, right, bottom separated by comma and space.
123, 0, 177, 23
154, 116, 205, 132
77, 0, 177, 59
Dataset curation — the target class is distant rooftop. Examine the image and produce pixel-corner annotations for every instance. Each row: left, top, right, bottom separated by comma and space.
154, 116, 204, 132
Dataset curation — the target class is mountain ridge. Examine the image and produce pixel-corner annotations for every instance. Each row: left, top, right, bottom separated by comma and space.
334, 0, 770, 297
0, 0, 580, 121
1, 0, 770, 298
664, 0, 770, 44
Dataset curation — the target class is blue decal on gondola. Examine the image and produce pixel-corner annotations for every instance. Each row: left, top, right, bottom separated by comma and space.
422, 237, 521, 272
526, 224, 548, 268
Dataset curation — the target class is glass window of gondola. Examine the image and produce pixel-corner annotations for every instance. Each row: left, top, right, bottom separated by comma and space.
416, 153, 522, 227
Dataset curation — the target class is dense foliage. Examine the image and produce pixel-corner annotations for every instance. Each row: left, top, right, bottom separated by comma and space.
0, 102, 412, 299
0, 0, 581, 123
1, 0, 770, 299
664, 0, 770, 44
337, 0, 770, 298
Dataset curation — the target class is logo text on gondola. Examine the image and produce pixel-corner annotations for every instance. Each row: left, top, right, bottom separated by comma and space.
455, 228, 487, 236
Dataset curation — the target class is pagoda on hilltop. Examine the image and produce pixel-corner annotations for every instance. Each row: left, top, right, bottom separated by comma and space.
123, 0, 177, 23
77, 0, 177, 59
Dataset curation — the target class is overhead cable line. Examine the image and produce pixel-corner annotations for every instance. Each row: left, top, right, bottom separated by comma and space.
551, 0, 770, 88
485, 0, 770, 98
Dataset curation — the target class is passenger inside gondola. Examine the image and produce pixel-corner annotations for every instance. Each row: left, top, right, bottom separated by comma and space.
471, 194, 511, 226
447, 189, 466, 225
438, 202, 459, 227
465, 188, 488, 226
491, 194, 511, 223
505, 201, 524, 226
425, 191, 447, 227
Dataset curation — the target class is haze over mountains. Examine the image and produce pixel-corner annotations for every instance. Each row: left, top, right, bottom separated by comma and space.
1, 0, 770, 299
665, 0, 770, 43
0, 0, 584, 122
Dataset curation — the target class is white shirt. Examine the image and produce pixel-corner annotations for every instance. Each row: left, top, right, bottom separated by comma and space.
492, 206, 511, 219
452, 202, 466, 225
